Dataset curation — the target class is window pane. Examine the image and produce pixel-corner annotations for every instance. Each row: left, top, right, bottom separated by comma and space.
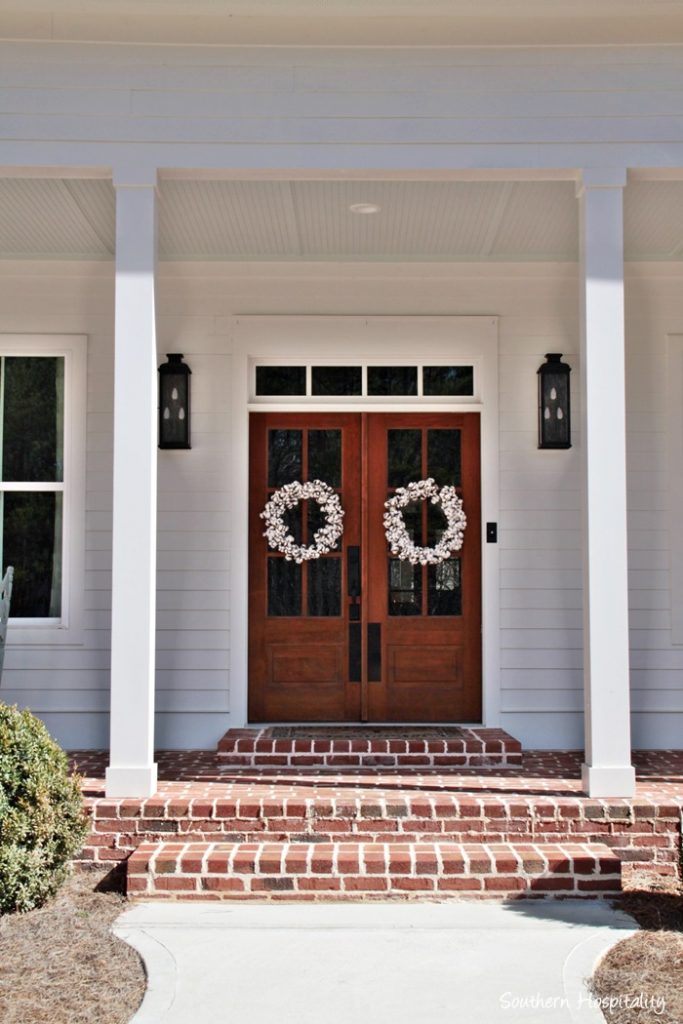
2, 356, 64, 482
308, 429, 341, 487
311, 366, 362, 396
428, 559, 462, 616
256, 366, 306, 396
428, 429, 461, 487
3, 491, 62, 617
388, 558, 422, 616
267, 558, 301, 616
423, 366, 474, 396
368, 366, 417, 396
388, 429, 422, 487
268, 429, 302, 486
308, 558, 341, 616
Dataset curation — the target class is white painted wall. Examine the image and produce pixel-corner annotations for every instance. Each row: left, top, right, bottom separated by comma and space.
0, 259, 679, 749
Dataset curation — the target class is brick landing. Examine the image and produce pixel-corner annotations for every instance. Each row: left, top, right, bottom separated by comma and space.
127, 840, 622, 901
217, 727, 522, 769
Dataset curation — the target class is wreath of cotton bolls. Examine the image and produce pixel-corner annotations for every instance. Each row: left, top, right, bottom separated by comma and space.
383, 478, 467, 565
261, 480, 345, 563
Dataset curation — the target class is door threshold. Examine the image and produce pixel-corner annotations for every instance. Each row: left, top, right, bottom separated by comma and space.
247, 721, 485, 728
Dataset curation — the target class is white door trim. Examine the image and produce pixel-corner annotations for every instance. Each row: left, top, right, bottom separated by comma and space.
229, 315, 500, 727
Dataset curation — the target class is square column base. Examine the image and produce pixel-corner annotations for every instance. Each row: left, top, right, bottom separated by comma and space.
105, 763, 158, 798
581, 763, 636, 798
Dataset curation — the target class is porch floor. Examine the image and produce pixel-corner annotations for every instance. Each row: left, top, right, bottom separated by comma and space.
71, 748, 683, 801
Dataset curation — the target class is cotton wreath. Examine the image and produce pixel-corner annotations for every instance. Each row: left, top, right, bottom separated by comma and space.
261, 480, 345, 563
383, 477, 466, 565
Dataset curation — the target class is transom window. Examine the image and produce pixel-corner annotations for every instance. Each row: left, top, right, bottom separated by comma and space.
253, 362, 475, 400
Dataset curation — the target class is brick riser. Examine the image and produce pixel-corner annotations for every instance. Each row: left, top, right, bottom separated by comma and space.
217, 728, 522, 770
81, 795, 683, 879
126, 840, 621, 901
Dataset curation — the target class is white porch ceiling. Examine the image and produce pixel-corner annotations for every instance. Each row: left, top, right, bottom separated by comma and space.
2, 177, 683, 262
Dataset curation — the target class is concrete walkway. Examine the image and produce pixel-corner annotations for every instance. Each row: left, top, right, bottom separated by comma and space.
114, 900, 637, 1024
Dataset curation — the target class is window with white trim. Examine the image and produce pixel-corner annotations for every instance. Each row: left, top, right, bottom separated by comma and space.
0, 337, 86, 640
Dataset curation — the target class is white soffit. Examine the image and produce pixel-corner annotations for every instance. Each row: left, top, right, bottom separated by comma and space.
0, 178, 114, 258
0, 177, 682, 261
160, 180, 580, 262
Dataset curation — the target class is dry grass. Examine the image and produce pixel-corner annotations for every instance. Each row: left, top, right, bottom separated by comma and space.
0, 867, 146, 1024
591, 874, 683, 1024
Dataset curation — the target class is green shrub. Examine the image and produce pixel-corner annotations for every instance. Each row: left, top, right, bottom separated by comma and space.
0, 704, 88, 913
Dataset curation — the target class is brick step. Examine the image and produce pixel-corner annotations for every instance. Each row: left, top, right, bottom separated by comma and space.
85, 792, 682, 877
126, 840, 622, 901
217, 727, 522, 769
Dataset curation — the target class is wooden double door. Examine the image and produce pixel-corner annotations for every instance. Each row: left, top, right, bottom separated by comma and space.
248, 413, 481, 722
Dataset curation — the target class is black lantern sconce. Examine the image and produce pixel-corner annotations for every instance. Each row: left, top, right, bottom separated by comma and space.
538, 353, 571, 449
158, 353, 191, 450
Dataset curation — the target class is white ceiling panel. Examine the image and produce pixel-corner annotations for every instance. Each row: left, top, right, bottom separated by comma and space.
1, 176, 683, 262
490, 182, 578, 260
159, 180, 296, 259
0, 178, 114, 258
624, 181, 683, 259
158, 179, 579, 261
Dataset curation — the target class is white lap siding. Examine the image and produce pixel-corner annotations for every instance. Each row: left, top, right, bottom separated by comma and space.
0, 260, 678, 749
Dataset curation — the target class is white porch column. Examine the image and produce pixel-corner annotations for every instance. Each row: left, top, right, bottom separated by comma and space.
105, 172, 159, 798
577, 168, 636, 798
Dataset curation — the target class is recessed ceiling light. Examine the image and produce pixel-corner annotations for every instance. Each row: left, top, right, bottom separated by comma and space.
349, 202, 381, 215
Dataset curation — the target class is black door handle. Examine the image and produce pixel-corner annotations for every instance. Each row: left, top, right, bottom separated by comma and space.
347, 545, 361, 621
368, 623, 381, 682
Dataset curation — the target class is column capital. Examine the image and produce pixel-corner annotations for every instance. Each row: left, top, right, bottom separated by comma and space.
112, 165, 159, 191
576, 167, 628, 197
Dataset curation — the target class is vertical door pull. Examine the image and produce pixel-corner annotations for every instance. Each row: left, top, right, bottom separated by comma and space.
368, 623, 382, 682
347, 545, 361, 621
349, 622, 361, 682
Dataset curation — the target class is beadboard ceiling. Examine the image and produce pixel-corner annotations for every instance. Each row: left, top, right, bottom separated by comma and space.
2, 176, 683, 262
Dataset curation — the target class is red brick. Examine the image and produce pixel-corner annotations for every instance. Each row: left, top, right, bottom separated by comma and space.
528, 877, 575, 892
311, 846, 335, 873
391, 878, 435, 891
343, 877, 389, 891
437, 877, 483, 891
577, 878, 621, 892
297, 878, 342, 891
202, 877, 245, 892
126, 877, 149, 893
484, 876, 527, 892
154, 876, 198, 892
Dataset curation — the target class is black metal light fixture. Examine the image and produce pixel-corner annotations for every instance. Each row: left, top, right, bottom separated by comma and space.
158, 353, 191, 450
538, 353, 571, 449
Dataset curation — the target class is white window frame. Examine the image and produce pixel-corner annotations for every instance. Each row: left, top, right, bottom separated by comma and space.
250, 358, 480, 404
0, 335, 86, 646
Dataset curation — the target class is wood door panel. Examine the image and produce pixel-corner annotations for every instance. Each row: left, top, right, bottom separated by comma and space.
270, 645, 342, 685
389, 644, 463, 685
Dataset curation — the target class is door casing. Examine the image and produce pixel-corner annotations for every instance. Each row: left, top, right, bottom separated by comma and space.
230, 315, 500, 728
